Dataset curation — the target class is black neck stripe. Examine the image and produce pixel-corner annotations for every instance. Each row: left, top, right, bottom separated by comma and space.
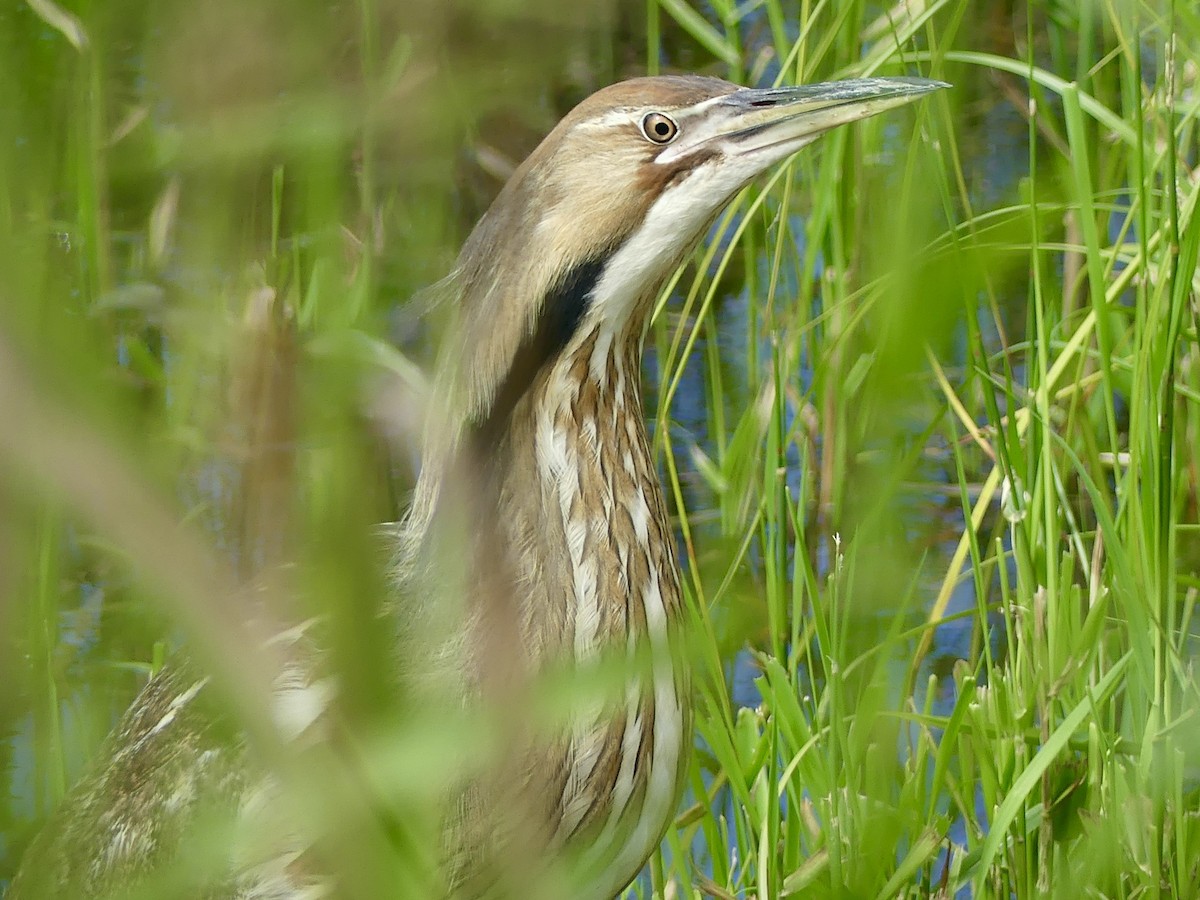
466, 252, 610, 453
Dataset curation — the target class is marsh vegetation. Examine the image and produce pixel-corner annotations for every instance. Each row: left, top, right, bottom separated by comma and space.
1, 0, 1198, 896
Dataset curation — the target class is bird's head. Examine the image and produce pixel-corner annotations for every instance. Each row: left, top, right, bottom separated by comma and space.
427, 74, 944, 458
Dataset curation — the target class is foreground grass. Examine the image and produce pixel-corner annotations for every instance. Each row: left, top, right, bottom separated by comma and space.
1, 0, 1198, 898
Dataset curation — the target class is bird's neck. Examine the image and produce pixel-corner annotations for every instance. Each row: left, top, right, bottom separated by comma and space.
415, 314, 691, 897
511, 322, 690, 887
492, 321, 682, 657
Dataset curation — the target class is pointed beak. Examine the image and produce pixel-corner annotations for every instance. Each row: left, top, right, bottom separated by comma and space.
654, 76, 946, 171
719, 76, 947, 154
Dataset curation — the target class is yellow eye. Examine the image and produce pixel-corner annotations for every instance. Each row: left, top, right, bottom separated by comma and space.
641, 112, 678, 144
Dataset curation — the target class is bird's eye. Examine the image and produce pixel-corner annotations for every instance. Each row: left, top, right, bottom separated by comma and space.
640, 112, 678, 144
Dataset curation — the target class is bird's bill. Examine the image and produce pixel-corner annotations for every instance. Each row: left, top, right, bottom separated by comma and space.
726, 77, 946, 153
666, 76, 946, 164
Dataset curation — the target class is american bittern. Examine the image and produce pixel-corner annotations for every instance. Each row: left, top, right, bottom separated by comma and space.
9, 73, 943, 898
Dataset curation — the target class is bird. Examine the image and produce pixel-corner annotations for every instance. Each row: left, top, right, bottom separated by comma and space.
8, 72, 943, 899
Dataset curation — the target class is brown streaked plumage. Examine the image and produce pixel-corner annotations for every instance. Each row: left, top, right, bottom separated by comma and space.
9, 73, 944, 899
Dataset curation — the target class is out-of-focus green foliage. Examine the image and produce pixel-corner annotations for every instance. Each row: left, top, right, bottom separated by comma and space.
2, 0, 1198, 897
